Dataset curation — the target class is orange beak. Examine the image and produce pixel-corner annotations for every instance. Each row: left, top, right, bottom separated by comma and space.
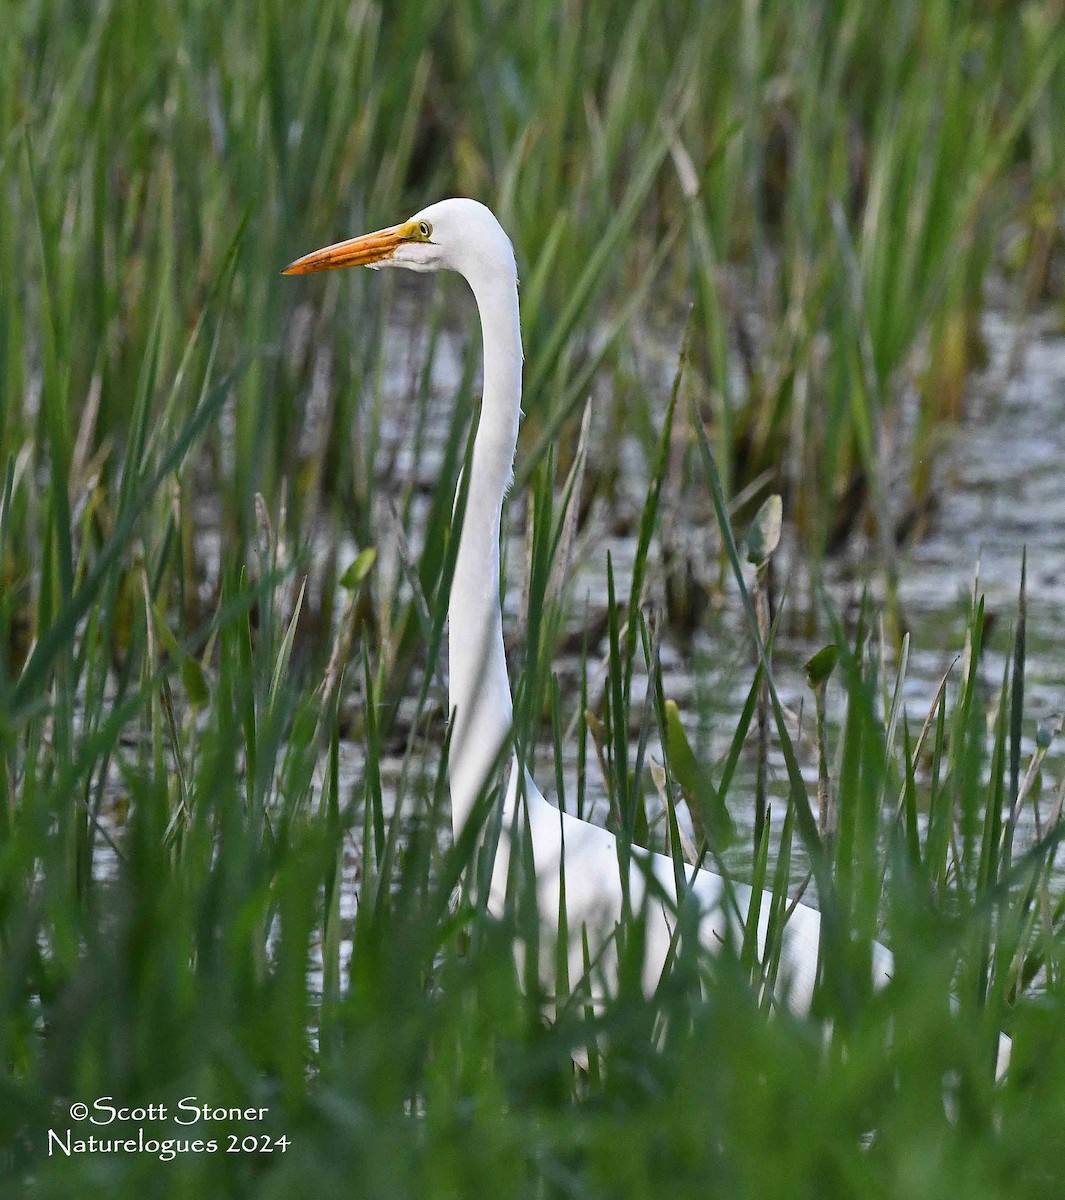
281, 225, 405, 275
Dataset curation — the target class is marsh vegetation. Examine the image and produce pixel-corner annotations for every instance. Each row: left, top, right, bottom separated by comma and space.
3, 2, 1065, 1195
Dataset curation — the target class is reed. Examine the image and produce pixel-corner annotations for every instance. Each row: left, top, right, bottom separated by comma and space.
3, 1, 1065, 1195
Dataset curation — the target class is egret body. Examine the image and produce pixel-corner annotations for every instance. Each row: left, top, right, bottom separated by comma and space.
284, 199, 1008, 1074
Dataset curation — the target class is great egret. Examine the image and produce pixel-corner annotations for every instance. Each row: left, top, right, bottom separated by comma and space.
284, 198, 1009, 1076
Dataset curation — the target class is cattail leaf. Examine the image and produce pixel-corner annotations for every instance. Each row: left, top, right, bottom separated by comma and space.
664, 699, 734, 849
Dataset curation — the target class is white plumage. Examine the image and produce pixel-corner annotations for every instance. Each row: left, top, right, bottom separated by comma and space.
284, 197, 1008, 1080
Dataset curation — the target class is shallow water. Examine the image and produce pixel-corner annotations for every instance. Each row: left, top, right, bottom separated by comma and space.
83, 290, 1064, 905
362, 291, 1065, 889
293, 296, 1065, 1000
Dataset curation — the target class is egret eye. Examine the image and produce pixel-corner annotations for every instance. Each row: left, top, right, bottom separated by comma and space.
418, 221, 432, 238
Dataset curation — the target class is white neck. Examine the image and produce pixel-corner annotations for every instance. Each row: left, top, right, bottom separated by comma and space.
447, 267, 523, 836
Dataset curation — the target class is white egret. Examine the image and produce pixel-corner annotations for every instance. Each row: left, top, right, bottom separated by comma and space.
284, 198, 1009, 1077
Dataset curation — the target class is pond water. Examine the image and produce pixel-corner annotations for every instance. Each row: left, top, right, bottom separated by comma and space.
354, 286, 1065, 895
87, 285, 1064, 920
291, 291, 1065, 1002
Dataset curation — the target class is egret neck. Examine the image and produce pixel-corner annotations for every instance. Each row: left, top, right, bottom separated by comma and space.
447, 261, 523, 838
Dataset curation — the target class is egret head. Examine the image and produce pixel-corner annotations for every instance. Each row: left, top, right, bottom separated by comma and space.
282, 197, 516, 292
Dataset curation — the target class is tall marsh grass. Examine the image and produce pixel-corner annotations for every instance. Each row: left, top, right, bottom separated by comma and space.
3, 0, 1065, 1195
